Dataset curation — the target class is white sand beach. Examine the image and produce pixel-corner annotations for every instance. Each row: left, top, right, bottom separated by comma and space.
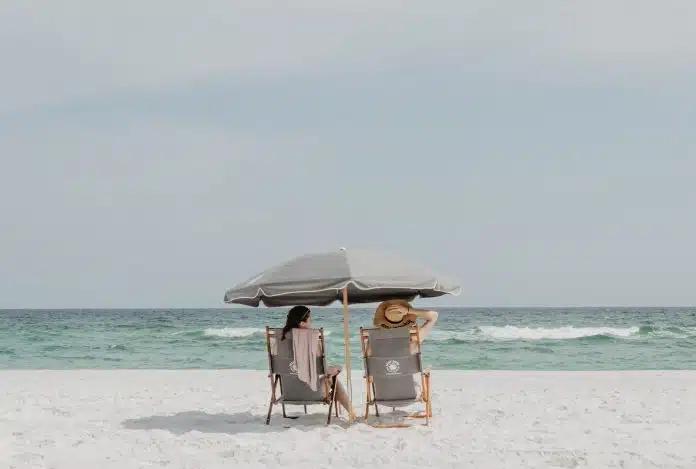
2, 370, 695, 469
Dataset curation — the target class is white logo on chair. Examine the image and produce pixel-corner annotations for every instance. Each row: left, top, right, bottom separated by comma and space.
288, 360, 298, 374
385, 359, 401, 374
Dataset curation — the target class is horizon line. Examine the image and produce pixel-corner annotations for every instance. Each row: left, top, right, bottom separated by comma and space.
1, 304, 694, 311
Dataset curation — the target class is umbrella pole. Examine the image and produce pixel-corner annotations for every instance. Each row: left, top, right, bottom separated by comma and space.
342, 286, 353, 425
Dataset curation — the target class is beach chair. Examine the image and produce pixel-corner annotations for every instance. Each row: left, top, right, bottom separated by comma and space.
265, 327, 340, 425
359, 326, 432, 427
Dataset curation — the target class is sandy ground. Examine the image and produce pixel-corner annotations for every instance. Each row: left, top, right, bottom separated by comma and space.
2, 370, 696, 468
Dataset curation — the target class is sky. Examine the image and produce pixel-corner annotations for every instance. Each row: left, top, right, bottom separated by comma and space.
2, 1, 696, 308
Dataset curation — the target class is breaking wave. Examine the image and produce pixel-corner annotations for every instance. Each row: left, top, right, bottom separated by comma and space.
203, 328, 265, 338
478, 325, 639, 340
431, 325, 696, 342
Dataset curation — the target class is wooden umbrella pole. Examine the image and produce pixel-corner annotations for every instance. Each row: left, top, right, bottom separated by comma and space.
342, 286, 353, 424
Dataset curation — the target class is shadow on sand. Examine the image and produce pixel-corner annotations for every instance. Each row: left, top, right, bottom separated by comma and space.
122, 410, 349, 435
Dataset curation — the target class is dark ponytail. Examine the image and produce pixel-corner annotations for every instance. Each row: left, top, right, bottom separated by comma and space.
281, 306, 311, 340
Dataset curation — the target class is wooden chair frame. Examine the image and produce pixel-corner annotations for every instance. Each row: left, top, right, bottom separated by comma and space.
360, 326, 432, 428
265, 327, 341, 425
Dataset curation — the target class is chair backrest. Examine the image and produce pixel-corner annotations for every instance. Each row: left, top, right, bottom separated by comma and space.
266, 327, 328, 402
360, 327, 423, 402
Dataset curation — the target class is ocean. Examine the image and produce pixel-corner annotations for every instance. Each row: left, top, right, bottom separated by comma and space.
1, 307, 695, 370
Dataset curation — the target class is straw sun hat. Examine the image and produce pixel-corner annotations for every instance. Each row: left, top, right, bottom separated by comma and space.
373, 299, 417, 329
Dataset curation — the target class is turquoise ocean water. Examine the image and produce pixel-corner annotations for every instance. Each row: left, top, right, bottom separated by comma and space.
1, 307, 695, 370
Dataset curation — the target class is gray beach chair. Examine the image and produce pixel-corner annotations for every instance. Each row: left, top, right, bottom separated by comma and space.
359, 326, 432, 427
265, 327, 340, 425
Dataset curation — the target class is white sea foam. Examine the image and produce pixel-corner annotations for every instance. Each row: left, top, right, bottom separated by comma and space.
203, 328, 264, 338
478, 325, 640, 340
430, 326, 641, 341
649, 326, 696, 339
430, 330, 479, 341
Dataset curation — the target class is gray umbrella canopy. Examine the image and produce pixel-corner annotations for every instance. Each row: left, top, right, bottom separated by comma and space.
223, 247, 461, 307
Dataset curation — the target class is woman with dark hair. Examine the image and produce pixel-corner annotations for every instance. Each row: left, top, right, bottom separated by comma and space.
281, 305, 356, 419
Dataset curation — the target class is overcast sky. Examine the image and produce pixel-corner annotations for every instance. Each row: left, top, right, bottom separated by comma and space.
2, 1, 696, 308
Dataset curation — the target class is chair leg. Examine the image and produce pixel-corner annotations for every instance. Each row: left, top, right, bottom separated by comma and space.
266, 375, 279, 425
425, 373, 432, 417
266, 398, 274, 425
372, 381, 380, 417
326, 399, 333, 425
364, 379, 372, 423
326, 376, 338, 425
281, 404, 299, 419
304, 405, 307, 414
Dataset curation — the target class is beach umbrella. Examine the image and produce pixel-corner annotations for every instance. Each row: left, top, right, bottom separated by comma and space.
223, 247, 461, 424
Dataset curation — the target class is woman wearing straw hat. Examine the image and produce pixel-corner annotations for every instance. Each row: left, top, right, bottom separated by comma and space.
370, 299, 438, 402
372, 299, 439, 345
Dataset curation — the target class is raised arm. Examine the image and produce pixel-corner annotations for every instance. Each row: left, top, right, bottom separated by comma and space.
410, 308, 439, 342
